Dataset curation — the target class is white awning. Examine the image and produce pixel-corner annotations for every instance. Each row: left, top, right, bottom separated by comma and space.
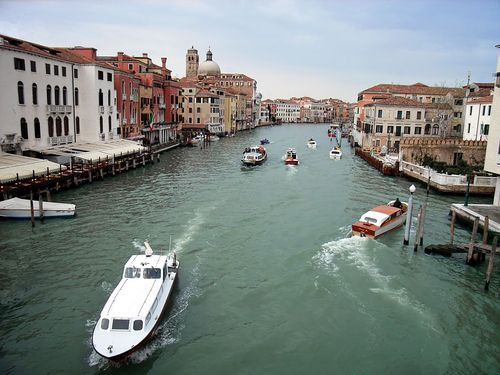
0, 153, 66, 183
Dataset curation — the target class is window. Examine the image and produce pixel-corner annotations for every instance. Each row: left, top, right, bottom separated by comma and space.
45, 63, 51, 74
468, 123, 471, 133
107, 72, 112, 81
424, 124, 431, 135
32, 83, 38, 105
405, 111, 410, 119
54, 65, 59, 76
14, 57, 25, 70
48, 117, 54, 137
108, 116, 111, 131
64, 116, 69, 135
432, 124, 439, 135
98, 70, 103, 80
98, 89, 103, 106
30, 61, 36, 72
189, 97, 193, 103
488, 105, 491, 116
107, 90, 111, 106
56, 116, 62, 136
416, 111, 421, 120
404, 126, 411, 134
482, 106, 486, 116
75, 88, 79, 106
54, 86, 60, 105
375, 125, 383, 133
484, 124, 489, 135
431, 98, 435, 103
111, 319, 129, 330
62, 66, 66, 77
455, 99, 463, 105
62, 87, 67, 105
74, 68, 78, 78
76, 116, 80, 134
197, 117, 200, 123
17, 81, 25, 105
128, 63, 133, 70
469, 106, 473, 116
124, 267, 141, 278
101, 318, 109, 330
99, 116, 103, 133
188, 108, 192, 113
414, 127, 422, 135
133, 320, 143, 331
387, 126, 394, 134
454, 112, 458, 118
197, 107, 200, 113
143, 267, 161, 279
20, 118, 28, 139
377, 109, 382, 118
396, 111, 402, 120
34, 118, 41, 138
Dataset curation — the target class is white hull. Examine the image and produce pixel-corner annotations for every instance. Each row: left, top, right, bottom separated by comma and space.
0, 198, 75, 218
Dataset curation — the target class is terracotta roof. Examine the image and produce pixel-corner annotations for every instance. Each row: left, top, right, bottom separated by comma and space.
196, 88, 218, 97
362, 83, 465, 97
219, 73, 254, 81
0, 34, 73, 62
469, 87, 493, 98
468, 95, 493, 104
53, 48, 116, 70
366, 96, 424, 108
96, 53, 138, 62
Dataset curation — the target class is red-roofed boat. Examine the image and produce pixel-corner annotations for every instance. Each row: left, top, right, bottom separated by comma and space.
352, 201, 408, 238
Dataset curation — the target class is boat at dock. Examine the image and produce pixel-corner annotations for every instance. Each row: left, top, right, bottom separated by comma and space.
242, 146, 267, 166
284, 148, 299, 165
329, 147, 342, 160
307, 139, 317, 149
351, 200, 408, 238
92, 241, 179, 361
0, 197, 76, 218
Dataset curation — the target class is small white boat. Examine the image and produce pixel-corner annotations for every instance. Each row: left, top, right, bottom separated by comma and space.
352, 200, 408, 238
92, 241, 179, 361
189, 134, 204, 145
207, 135, 219, 142
242, 146, 267, 166
0, 197, 75, 218
330, 147, 342, 159
307, 139, 317, 149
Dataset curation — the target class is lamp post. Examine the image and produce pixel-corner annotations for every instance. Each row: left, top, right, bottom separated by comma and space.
403, 184, 416, 245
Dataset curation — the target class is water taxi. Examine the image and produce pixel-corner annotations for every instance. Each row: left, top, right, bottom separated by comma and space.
329, 147, 342, 160
307, 139, 317, 149
242, 146, 267, 166
0, 197, 75, 218
351, 201, 408, 238
284, 148, 299, 165
92, 241, 179, 361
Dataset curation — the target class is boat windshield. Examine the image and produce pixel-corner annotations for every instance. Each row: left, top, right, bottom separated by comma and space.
143, 267, 161, 279
363, 217, 378, 224
124, 267, 141, 278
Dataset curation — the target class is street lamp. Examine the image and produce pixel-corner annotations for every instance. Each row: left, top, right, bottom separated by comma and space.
403, 184, 416, 245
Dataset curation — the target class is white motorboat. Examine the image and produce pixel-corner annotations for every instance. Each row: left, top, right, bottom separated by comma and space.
242, 146, 267, 166
352, 200, 408, 238
92, 241, 179, 361
190, 134, 204, 145
307, 139, 317, 149
0, 197, 75, 218
329, 147, 342, 159
207, 135, 220, 142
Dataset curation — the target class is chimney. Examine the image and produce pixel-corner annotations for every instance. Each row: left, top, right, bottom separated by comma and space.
142, 53, 148, 58
117, 52, 124, 61
161, 57, 167, 68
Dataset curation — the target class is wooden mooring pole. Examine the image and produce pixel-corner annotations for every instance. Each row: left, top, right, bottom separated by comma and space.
485, 236, 496, 291
450, 210, 456, 245
419, 204, 426, 246
30, 190, 35, 228
466, 216, 479, 265
414, 205, 423, 252
38, 192, 44, 223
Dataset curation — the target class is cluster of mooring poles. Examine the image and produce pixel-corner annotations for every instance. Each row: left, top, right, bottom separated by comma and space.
402, 184, 428, 252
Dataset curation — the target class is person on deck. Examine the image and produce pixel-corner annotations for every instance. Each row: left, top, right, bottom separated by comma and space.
393, 198, 402, 208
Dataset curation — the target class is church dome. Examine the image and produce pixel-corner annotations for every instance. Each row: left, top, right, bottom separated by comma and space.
198, 49, 220, 76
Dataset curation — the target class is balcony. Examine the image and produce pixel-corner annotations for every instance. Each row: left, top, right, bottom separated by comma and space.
46, 105, 72, 114
47, 135, 74, 146
108, 132, 114, 140
122, 93, 127, 100
131, 93, 138, 102
99, 106, 105, 114
159, 103, 166, 109
108, 106, 114, 113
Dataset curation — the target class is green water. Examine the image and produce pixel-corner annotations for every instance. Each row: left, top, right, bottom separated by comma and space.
0, 124, 498, 374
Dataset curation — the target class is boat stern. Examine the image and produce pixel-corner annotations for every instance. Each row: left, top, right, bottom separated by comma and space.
351, 221, 378, 238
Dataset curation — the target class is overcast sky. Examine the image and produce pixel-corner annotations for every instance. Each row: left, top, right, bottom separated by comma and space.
1, 0, 499, 102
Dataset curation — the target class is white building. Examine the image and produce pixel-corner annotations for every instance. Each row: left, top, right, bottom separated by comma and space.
463, 96, 493, 141
275, 100, 300, 123
0, 35, 117, 155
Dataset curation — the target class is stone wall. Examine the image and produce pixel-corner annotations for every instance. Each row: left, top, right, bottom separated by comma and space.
400, 137, 487, 166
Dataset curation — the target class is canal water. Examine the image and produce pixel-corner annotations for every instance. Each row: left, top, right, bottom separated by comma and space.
0, 124, 498, 374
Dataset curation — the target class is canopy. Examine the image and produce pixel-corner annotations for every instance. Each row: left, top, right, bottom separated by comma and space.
0, 153, 65, 183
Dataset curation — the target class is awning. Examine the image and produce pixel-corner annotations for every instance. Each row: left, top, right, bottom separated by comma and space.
0, 153, 66, 183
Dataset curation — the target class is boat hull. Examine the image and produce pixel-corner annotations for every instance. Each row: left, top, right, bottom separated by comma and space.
285, 159, 299, 165
92, 270, 179, 362
352, 214, 406, 238
241, 158, 266, 166
0, 198, 75, 218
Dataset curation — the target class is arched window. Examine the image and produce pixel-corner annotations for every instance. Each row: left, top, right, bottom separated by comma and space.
424, 123, 431, 135
48, 117, 54, 137
46, 85, 52, 105
121, 80, 125, 93
32, 83, 38, 105
20, 118, 28, 139
99, 116, 103, 133
56, 116, 62, 136
108, 90, 111, 106
432, 124, 439, 135
54, 86, 60, 105
63, 116, 69, 135
76, 116, 80, 134
62, 86, 67, 105
75, 87, 79, 106
98, 89, 103, 106
108, 115, 111, 131
34, 118, 41, 139
17, 81, 24, 104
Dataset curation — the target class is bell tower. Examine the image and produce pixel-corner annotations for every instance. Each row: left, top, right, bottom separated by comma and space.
186, 46, 199, 78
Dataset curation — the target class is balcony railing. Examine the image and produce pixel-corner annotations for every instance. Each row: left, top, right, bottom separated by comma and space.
46, 105, 72, 114
47, 135, 74, 146
159, 103, 166, 109
122, 93, 127, 100
108, 106, 113, 113
108, 132, 114, 140
99, 106, 105, 114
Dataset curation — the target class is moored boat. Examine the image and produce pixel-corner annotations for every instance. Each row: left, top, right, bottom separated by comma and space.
0, 197, 75, 218
92, 241, 179, 361
207, 135, 219, 142
307, 139, 317, 149
242, 146, 267, 166
352, 200, 408, 238
284, 148, 299, 165
329, 147, 342, 159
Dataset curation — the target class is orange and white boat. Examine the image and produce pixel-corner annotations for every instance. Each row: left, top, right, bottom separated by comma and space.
284, 148, 299, 165
351, 201, 408, 238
